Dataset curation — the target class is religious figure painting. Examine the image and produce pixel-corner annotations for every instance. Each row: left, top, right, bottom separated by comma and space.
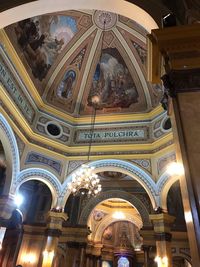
14, 15, 78, 81
88, 48, 138, 109
57, 70, 76, 99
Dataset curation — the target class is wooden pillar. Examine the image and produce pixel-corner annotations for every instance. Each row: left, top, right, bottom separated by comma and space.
150, 213, 175, 267
147, 23, 200, 266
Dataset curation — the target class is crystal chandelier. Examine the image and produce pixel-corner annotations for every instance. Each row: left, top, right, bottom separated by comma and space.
68, 164, 101, 196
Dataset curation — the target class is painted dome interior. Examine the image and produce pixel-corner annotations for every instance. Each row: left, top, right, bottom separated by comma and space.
5, 10, 163, 118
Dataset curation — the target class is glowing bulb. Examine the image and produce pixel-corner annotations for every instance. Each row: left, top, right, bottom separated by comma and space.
14, 194, 23, 207
166, 162, 184, 176
112, 211, 125, 219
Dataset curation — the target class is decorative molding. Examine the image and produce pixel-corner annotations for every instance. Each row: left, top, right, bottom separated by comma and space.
93, 11, 117, 30
15, 168, 62, 206
0, 46, 35, 123
157, 152, 176, 174
131, 159, 151, 173
0, 113, 20, 190
74, 126, 149, 144
60, 159, 158, 208
25, 152, 62, 175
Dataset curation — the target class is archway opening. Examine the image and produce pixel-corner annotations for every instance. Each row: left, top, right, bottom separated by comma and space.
87, 197, 143, 266
18, 180, 52, 224
173, 256, 192, 267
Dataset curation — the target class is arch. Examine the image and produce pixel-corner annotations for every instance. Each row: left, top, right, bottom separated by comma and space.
15, 168, 62, 207
172, 252, 192, 265
78, 190, 151, 227
61, 159, 157, 208
156, 170, 180, 210
90, 212, 143, 243
0, 113, 20, 195
0, 0, 158, 32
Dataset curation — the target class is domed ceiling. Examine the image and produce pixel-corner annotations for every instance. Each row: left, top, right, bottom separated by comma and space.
5, 10, 163, 117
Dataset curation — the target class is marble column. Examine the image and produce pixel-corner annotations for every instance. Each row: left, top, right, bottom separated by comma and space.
147, 23, 200, 266
42, 211, 68, 267
150, 213, 175, 267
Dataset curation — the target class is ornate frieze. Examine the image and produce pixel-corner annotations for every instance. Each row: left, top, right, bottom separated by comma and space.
25, 152, 62, 175
74, 126, 149, 144
36, 115, 70, 143
0, 48, 35, 123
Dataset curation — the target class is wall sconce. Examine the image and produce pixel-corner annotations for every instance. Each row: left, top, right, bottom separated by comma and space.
22, 253, 37, 264
155, 256, 168, 267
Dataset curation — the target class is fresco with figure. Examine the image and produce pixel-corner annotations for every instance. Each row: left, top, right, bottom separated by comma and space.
57, 70, 76, 99
87, 48, 138, 109
14, 15, 78, 81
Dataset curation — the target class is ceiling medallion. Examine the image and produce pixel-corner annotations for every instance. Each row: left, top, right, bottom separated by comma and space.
93, 10, 117, 30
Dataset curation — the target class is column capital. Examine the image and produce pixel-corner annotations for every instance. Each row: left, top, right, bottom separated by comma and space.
0, 194, 16, 220
46, 210, 68, 231
149, 213, 175, 233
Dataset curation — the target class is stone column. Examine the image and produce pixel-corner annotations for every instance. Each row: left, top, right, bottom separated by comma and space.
147, 23, 200, 266
0, 194, 15, 220
96, 256, 101, 267
79, 243, 86, 267
150, 213, 175, 267
42, 211, 68, 267
142, 245, 150, 267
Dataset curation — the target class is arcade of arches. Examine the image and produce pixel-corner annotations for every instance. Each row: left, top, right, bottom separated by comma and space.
0, 1, 200, 267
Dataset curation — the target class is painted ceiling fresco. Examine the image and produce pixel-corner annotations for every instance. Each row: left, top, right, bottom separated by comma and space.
5, 10, 163, 116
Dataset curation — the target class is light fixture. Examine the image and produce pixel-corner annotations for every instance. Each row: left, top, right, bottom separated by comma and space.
68, 164, 101, 197
112, 211, 125, 220
67, 20, 107, 198
14, 194, 24, 207
43, 250, 55, 259
22, 253, 37, 264
155, 256, 168, 267
166, 162, 184, 176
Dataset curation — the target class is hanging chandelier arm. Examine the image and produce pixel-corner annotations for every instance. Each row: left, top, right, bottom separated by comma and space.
87, 105, 97, 162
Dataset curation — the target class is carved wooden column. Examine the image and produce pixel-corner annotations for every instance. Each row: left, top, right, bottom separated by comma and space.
148, 23, 200, 266
150, 213, 175, 267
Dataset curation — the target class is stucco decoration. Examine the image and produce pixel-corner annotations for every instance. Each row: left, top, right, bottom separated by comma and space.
78, 190, 151, 226
14, 168, 62, 207
0, 113, 20, 194
93, 11, 117, 30
60, 159, 158, 208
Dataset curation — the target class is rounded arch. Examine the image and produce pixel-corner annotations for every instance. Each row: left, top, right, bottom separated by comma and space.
91, 213, 142, 243
61, 159, 157, 208
78, 190, 151, 227
172, 253, 192, 265
0, 0, 158, 31
156, 170, 180, 210
15, 168, 62, 207
0, 113, 20, 195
